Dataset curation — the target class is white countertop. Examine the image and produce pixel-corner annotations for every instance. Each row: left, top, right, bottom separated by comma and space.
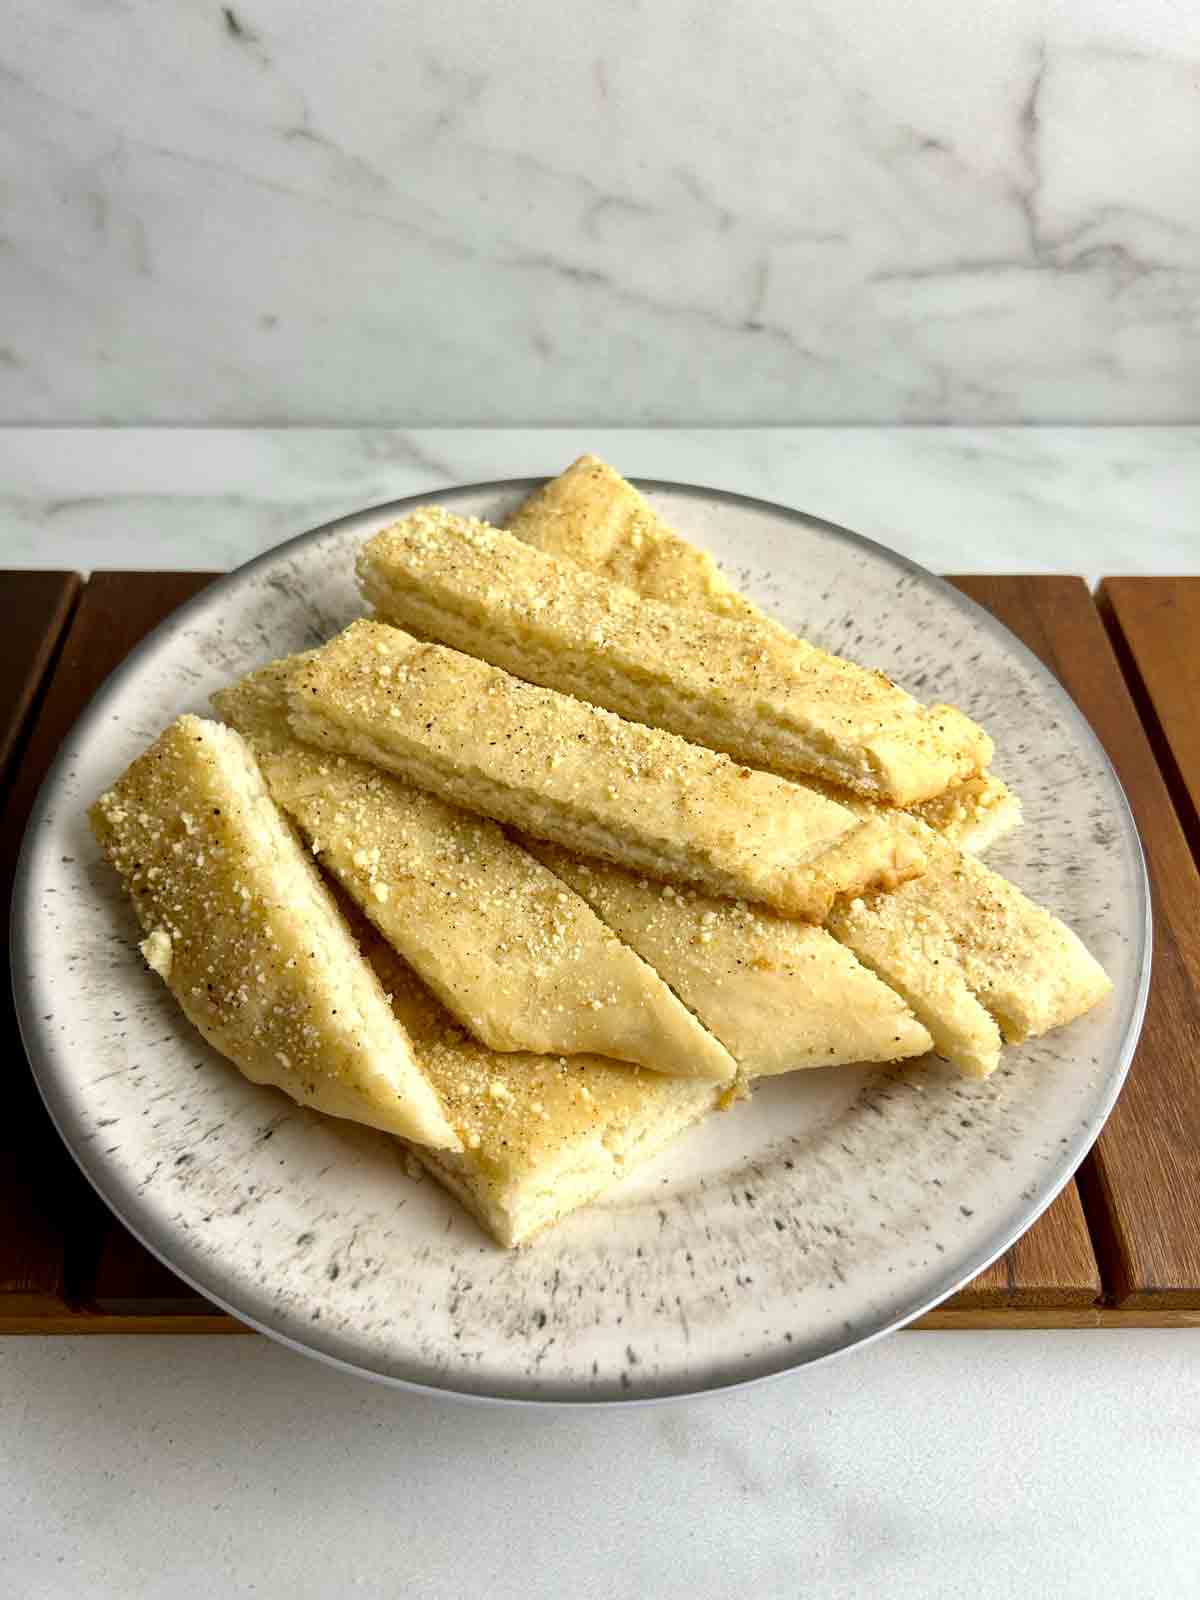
4, 425, 1199, 1598
6, 1331, 1200, 1600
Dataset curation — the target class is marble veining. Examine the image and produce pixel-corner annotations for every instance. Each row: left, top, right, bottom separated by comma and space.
1, 426, 1196, 579
0, 2, 1197, 423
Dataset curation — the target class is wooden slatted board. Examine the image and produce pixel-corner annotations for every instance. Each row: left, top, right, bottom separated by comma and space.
0, 574, 82, 1315
2, 570, 1197, 1335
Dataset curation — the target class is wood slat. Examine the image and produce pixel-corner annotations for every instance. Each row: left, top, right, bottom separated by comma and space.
950, 575, 1200, 1309
0, 573, 83, 1314
932, 577, 1105, 1313
913, 1307, 1200, 1331
2, 572, 216, 1318
0, 1313, 250, 1335
91, 1224, 226, 1317
1099, 578, 1200, 867
946, 1185, 1101, 1309
0, 1129, 76, 1316
0, 572, 81, 796
6, 1304, 1200, 1335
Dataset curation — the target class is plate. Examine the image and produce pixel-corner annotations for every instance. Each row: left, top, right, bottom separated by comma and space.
12, 480, 1149, 1403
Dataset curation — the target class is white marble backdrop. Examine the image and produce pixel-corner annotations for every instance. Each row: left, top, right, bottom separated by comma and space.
1, 0, 1197, 424
1, 428, 1196, 579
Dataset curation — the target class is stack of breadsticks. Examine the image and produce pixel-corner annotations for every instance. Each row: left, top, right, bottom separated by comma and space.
91, 456, 1111, 1246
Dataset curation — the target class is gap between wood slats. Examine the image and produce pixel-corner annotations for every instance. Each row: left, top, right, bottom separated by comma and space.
1097, 578, 1200, 871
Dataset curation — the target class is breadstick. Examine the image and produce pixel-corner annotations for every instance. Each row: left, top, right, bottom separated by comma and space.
507, 457, 1020, 852
286, 621, 926, 921
521, 838, 934, 1076
214, 661, 737, 1082
506, 453, 772, 626
510, 462, 1109, 1074
89, 715, 459, 1150
359, 927, 724, 1248
358, 507, 992, 806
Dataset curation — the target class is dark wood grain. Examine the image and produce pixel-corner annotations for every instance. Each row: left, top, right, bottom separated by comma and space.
0, 1158, 73, 1316
0, 1312, 250, 1335
1, 572, 217, 1317
0, 573, 83, 1312
950, 575, 1200, 1308
90, 1224, 227, 1317
1099, 578, 1200, 869
0, 572, 81, 797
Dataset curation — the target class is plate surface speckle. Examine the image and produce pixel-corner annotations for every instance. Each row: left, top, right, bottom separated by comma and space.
12, 481, 1149, 1403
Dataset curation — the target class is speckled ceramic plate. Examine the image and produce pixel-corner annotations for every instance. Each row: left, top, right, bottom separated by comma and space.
13, 480, 1149, 1403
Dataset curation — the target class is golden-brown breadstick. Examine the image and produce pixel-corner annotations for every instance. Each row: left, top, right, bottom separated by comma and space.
89, 715, 460, 1150
358, 507, 992, 806
285, 620, 925, 921
521, 838, 934, 1076
214, 660, 738, 1082
507, 456, 1020, 851
363, 928, 724, 1247
508, 460, 1109, 1075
